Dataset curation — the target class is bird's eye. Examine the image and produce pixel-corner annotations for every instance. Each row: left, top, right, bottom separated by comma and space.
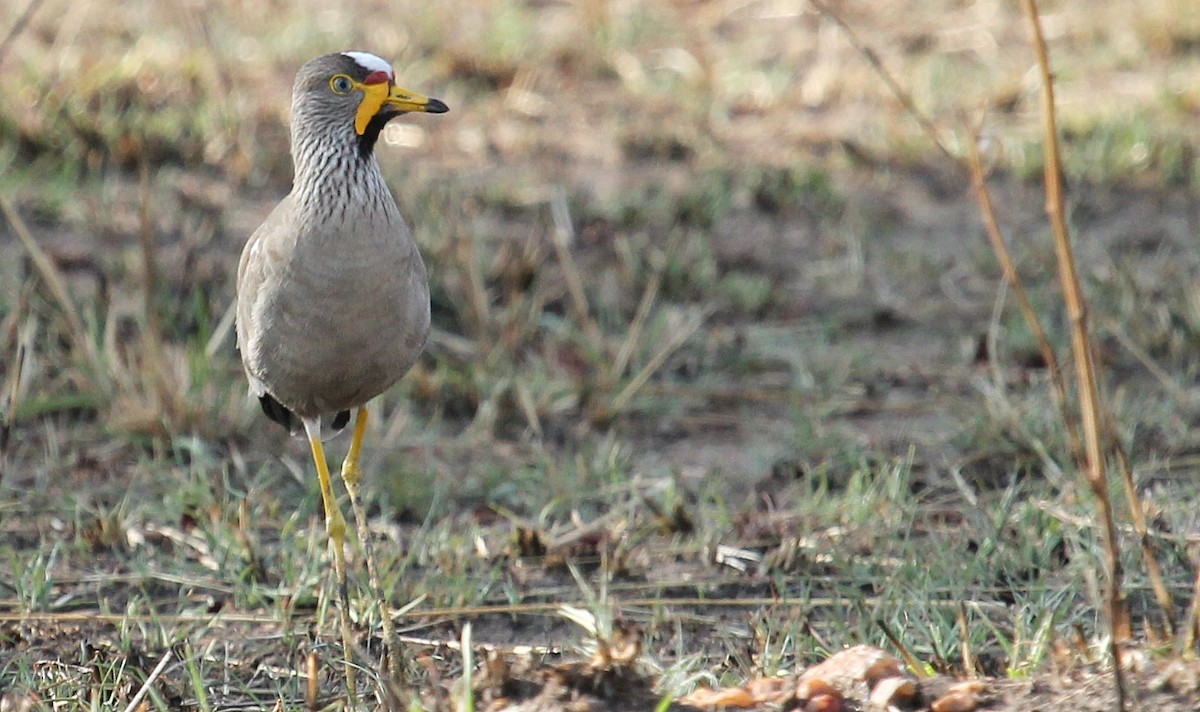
330, 75, 354, 95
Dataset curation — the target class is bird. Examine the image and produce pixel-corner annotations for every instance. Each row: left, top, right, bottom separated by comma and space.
235, 51, 447, 705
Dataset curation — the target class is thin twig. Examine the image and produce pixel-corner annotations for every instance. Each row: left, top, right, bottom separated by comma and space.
1112, 440, 1174, 633
957, 603, 977, 678
875, 618, 930, 678
0, 0, 45, 65
138, 158, 179, 429
1020, 2, 1128, 709
0, 192, 107, 388
807, 0, 956, 165
205, 297, 238, 359
549, 189, 607, 368
306, 651, 319, 711
1177, 563, 1200, 654
459, 622, 475, 712
608, 309, 706, 416
139, 161, 161, 340
0, 594, 1007, 627
0, 314, 35, 479
121, 647, 174, 712
455, 220, 492, 342
610, 229, 683, 382
967, 136, 1085, 473
1104, 319, 1191, 408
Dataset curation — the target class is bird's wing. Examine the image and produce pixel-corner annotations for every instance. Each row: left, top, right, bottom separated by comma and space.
235, 196, 298, 395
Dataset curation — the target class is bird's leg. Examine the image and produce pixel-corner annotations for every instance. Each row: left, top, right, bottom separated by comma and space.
303, 418, 358, 709
339, 406, 405, 684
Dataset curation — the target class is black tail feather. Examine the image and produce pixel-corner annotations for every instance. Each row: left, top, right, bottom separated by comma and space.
259, 393, 299, 433
258, 393, 350, 434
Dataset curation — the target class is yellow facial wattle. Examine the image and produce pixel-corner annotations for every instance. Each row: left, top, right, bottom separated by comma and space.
354, 81, 390, 135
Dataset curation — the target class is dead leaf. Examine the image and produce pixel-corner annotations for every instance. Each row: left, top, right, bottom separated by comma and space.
806, 693, 842, 712
799, 645, 905, 699
868, 675, 918, 709
678, 686, 756, 708
745, 675, 789, 702
795, 676, 839, 702
927, 681, 990, 712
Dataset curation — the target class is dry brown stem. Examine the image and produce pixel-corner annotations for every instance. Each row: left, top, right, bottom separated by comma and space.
1179, 563, 1200, 654
1113, 440, 1174, 633
807, 0, 956, 165
1020, 0, 1128, 707
0, 192, 108, 389
966, 137, 1084, 472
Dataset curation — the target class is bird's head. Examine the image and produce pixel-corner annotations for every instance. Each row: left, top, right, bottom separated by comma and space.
291, 51, 448, 158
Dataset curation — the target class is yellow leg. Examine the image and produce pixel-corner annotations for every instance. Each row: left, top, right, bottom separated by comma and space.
304, 419, 358, 709
340, 406, 404, 684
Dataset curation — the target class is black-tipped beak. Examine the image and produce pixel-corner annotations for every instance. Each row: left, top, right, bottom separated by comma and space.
383, 85, 449, 115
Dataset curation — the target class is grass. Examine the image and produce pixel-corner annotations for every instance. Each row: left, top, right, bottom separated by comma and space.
2, 0, 1200, 709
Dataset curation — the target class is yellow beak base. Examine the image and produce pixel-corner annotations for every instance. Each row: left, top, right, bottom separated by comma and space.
354, 83, 449, 135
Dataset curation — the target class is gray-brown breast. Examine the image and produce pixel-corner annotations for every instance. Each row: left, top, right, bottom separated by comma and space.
237, 197, 430, 419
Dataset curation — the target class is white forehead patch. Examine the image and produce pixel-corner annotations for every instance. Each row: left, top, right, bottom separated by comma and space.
342, 51, 394, 78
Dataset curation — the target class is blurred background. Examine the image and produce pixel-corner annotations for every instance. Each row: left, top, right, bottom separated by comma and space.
2, 0, 1200, 706
4, 0, 1197, 488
